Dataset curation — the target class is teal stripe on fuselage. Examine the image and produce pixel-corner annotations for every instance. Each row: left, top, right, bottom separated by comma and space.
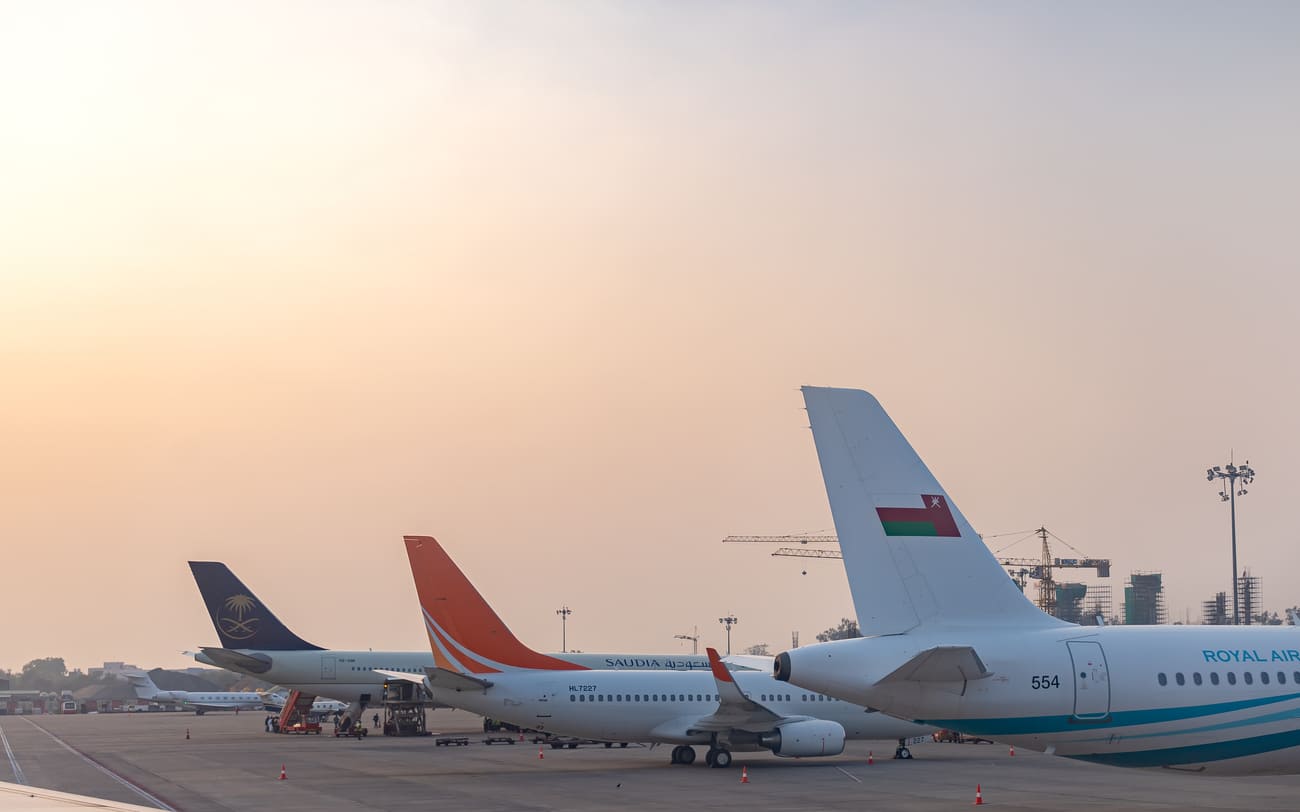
1069, 728, 1300, 768
919, 692, 1300, 737
1070, 702, 1300, 746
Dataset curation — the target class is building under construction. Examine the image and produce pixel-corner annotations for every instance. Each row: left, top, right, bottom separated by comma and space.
1202, 591, 1231, 625
1124, 572, 1167, 626
1237, 571, 1263, 625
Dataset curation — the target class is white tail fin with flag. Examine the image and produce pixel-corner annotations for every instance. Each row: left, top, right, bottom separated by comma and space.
801, 386, 1062, 635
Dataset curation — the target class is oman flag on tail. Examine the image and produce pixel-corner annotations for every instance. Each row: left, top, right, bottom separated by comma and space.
875, 494, 960, 537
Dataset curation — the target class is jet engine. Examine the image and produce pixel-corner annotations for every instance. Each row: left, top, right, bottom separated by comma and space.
760, 719, 846, 757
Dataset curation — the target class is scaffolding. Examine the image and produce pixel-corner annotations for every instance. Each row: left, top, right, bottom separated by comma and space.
1237, 571, 1262, 626
1124, 572, 1167, 625
1202, 591, 1230, 625
1081, 585, 1113, 626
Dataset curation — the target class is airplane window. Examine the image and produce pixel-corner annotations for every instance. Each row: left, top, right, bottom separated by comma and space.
1157, 673, 1167, 686
670, 694, 676, 702
1244, 672, 1254, 686
616, 694, 623, 702
1193, 672, 1203, 686
1261, 672, 1271, 685
1279, 672, 1288, 685
635, 695, 641, 702
597, 695, 604, 702
1210, 672, 1220, 685
1227, 672, 1237, 685
1175, 673, 1185, 686
653, 695, 659, 702
570, 695, 576, 702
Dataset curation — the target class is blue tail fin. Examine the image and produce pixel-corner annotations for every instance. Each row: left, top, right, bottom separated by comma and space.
188, 561, 322, 650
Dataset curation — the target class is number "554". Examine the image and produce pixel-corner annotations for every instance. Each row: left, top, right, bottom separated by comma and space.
1030, 675, 1060, 689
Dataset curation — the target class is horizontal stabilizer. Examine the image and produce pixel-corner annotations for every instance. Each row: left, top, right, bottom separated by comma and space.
876, 646, 991, 684
197, 647, 273, 674
425, 667, 493, 692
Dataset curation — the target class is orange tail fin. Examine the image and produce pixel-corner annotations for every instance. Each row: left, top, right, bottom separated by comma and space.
403, 535, 586, 673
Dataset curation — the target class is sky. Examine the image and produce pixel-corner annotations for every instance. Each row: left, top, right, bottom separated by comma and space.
2, 1, 1299, 672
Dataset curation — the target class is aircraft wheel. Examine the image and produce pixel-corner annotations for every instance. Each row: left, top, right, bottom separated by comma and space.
670, 745, 684, 764
680, 746, 696, 765
895, 747, 912, 760
605, 742, 612, 749
619, 742, 628, 748
712, 749, 732, 769
705, 747, 716, 767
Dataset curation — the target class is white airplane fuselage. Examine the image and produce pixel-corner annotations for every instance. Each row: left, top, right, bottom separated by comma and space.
780, 623, 1300, 774
428, 667, 928, 748
198, 649, 712, 706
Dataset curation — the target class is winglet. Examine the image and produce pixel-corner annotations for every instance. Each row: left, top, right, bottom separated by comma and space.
404, 535, 587, 673
706, 647, 734, 683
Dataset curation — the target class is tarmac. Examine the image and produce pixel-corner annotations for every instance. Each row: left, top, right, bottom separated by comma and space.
3, 710, 1300, 811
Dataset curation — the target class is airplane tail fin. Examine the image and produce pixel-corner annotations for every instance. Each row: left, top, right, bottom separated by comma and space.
188, 562, 323, 651
801, 386, 1063, 635
122, 670, 160, 699
403, 535, 586, 674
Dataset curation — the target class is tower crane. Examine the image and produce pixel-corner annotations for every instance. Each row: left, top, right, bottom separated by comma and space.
724, 528, 1110, 618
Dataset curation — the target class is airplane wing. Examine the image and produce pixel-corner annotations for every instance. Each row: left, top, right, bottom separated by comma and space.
689, 648, 795, 733
374, 667, 493, 694
875, 646, 991, 684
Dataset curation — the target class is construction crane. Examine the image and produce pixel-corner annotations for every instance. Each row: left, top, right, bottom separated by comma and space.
726, 528, 1110, 618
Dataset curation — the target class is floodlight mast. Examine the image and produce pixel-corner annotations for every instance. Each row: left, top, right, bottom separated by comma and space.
556, 605, 573, 652
1207, 460, 1256, 625
718, 615, 738, 656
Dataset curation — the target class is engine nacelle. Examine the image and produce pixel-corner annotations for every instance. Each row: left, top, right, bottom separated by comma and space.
760, 719, 846, 758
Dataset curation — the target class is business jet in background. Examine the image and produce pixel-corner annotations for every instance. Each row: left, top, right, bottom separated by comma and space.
380, 535, 933, 768
123, 671, 263, 715
775, 385, 1300, 774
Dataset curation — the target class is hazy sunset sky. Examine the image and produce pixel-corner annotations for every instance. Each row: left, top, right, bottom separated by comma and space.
3, 2, 1299, 672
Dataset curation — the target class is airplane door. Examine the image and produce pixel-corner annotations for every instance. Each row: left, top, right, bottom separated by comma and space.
1066, 640, 1110, 721
321, 655, 336, 681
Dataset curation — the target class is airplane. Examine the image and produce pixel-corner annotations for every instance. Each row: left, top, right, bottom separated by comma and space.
122, 671, 263, 715
380, 534, 934, 768
259, 689, 349, 716
774, 385, 1300, 775
188, 561, 727, 726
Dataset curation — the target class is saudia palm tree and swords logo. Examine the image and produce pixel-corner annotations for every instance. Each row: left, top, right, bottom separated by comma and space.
219, 594, 261, 640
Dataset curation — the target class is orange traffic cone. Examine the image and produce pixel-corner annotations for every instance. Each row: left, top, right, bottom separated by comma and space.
538, 745, 545, 760
740, 765, 749, 784
867, 751, 874, 765
185, 728, 190, 740
974, 784, 983, 805
279, 765, 287, 781
1009, 744, 1015, 756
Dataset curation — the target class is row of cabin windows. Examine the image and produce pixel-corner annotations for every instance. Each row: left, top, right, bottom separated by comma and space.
1156, 670, 1300, 687
572, 693, 721, 703
569, 692, 831, 703
351, 667, 421, 672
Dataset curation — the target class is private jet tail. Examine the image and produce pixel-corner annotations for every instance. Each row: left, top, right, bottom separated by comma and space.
122, 670, 161, 700
403, 535, 586, 674
188, 562, 322, 650
801, 386, 1064, 635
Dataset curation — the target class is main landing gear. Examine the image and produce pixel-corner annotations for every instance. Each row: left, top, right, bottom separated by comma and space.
669, 745, 697, 765
894, 737, 913, 760
704, 747, 732, 768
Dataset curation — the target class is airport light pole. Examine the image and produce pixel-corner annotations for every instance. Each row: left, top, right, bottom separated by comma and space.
1207, 460, 1256, 625
556, 605, 572, 653
718, 615, 738, 656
